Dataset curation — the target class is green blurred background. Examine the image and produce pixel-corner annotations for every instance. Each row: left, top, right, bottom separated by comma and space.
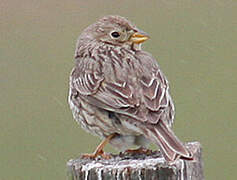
0, 0, 236, 179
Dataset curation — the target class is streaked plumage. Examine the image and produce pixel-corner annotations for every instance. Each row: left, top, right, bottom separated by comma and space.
68, 15, 192, 161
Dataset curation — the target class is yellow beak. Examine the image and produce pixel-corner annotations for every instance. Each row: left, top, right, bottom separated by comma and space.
130, 32, 149, 44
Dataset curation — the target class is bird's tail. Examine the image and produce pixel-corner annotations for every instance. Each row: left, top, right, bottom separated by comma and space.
145, 120, 192, 162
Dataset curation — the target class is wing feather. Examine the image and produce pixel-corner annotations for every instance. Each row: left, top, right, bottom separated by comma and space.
70, 51, 173, 125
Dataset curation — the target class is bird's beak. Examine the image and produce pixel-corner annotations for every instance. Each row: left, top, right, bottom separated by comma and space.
130, 31, 149, 44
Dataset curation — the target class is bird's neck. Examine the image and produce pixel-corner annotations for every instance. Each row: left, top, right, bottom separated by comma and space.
75, 37, 144, 60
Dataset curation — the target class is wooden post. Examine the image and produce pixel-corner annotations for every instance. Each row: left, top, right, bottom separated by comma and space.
67, 142, 204, 180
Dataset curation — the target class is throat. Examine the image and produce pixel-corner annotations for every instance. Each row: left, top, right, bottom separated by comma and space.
132, 43, 142, 51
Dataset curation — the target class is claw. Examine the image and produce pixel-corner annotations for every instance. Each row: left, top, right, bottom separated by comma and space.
81, 149, 112, 159
81, 134, 116, 159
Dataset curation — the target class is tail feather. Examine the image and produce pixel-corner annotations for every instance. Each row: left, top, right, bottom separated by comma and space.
146, 120, 192, 162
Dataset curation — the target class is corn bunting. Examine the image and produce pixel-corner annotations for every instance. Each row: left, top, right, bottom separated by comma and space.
68, 15, 192, 162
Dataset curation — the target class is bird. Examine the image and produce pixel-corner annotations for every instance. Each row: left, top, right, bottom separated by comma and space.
68, 15, 192, 162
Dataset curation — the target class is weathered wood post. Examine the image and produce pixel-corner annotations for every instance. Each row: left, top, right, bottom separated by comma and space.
67, 141, 204, 180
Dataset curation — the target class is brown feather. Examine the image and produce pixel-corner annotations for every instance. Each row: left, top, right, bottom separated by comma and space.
71, 46, 172, 125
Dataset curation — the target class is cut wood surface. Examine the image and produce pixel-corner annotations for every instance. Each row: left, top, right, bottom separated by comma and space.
67, 141, 204, 180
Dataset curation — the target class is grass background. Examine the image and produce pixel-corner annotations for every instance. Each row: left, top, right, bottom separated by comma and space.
0, 0, 236, 179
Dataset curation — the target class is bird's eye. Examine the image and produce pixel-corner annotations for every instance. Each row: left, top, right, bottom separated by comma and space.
111, 31, 120, 38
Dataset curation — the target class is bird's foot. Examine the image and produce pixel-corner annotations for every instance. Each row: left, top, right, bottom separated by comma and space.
81, 134, 116, 160
125, 147, 152, 155
81, 149, 112, 159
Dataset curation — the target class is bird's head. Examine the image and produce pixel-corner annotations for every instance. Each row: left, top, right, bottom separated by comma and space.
77, 15, 149, 52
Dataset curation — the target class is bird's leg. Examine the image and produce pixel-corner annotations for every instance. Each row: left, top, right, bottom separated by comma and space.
125, 147, 152, 155
81, 133, 116, 159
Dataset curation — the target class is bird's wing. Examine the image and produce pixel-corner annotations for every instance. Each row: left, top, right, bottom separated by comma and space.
71, 52, 173, 124
70, 57, 139, 111
70, 57, 104, 96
